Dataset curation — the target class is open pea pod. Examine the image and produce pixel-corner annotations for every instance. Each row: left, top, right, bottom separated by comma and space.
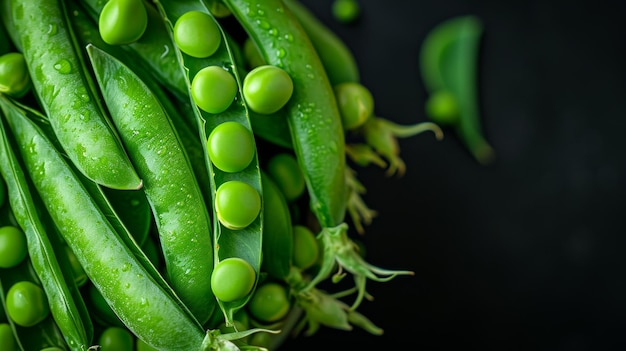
420, 15, 495, 164
154, 0, 264, 326
0, 95, 93, 351
0, 258, 69, 351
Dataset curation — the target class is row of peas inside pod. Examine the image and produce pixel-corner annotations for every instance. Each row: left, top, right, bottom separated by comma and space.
0, 0, 446, 350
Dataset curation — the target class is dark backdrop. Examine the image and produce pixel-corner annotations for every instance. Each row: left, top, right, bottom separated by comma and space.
281, 0, 626, 350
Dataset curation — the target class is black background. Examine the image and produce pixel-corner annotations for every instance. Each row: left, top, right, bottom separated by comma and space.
281, 0, 626, 350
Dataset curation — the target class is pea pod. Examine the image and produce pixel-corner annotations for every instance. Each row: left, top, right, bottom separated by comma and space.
0, 95, 93, 350
86, 44, 216, 324
8, 0, 141, 190
155, 0, 264, 326
283, 0, 360, 86
223, 0, 348, 229
420, 15, 495, 164
1, 87, 206, 351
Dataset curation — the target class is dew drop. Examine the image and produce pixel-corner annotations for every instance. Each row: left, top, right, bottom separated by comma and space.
276, 48, 286, 58
256, 19, 270, 29
47, 23, 57, 35
53, 59, 71, 74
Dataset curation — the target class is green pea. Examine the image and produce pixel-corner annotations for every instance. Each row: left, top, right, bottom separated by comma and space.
215, 181, 261, 230
243, 65, 294, 115
6, 281, 50, 327
292, 225, 320, 271
207, 121, 256, 173
39, 348, 64, 351
0, 323, 18, 351
0, 225, 28, 268
98, 326, 134, 351
266, 153, 305, 202
98, 0, 148, 45
174, 11, 222, 58
211, 257, 256, 302
247, 282, 290, 323
99, 0, 148, 45
332, 0, 361, 24
191, 66, 238, 114
0, 52, 31, 98
334, 81, 374, 130
425, 89, 459, 126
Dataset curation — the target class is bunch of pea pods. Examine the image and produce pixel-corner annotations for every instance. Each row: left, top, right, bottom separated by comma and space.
0, 0, 446, 350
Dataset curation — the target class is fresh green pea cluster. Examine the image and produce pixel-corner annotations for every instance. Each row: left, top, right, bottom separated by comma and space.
0, 0, 448, 350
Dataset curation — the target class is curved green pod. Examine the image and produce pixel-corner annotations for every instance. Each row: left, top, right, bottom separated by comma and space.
224, 0, 348, 229
8, 0, 141, 190
283, 0, 360, 86
420, 15, 495, 165
86, 44, 216, 325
